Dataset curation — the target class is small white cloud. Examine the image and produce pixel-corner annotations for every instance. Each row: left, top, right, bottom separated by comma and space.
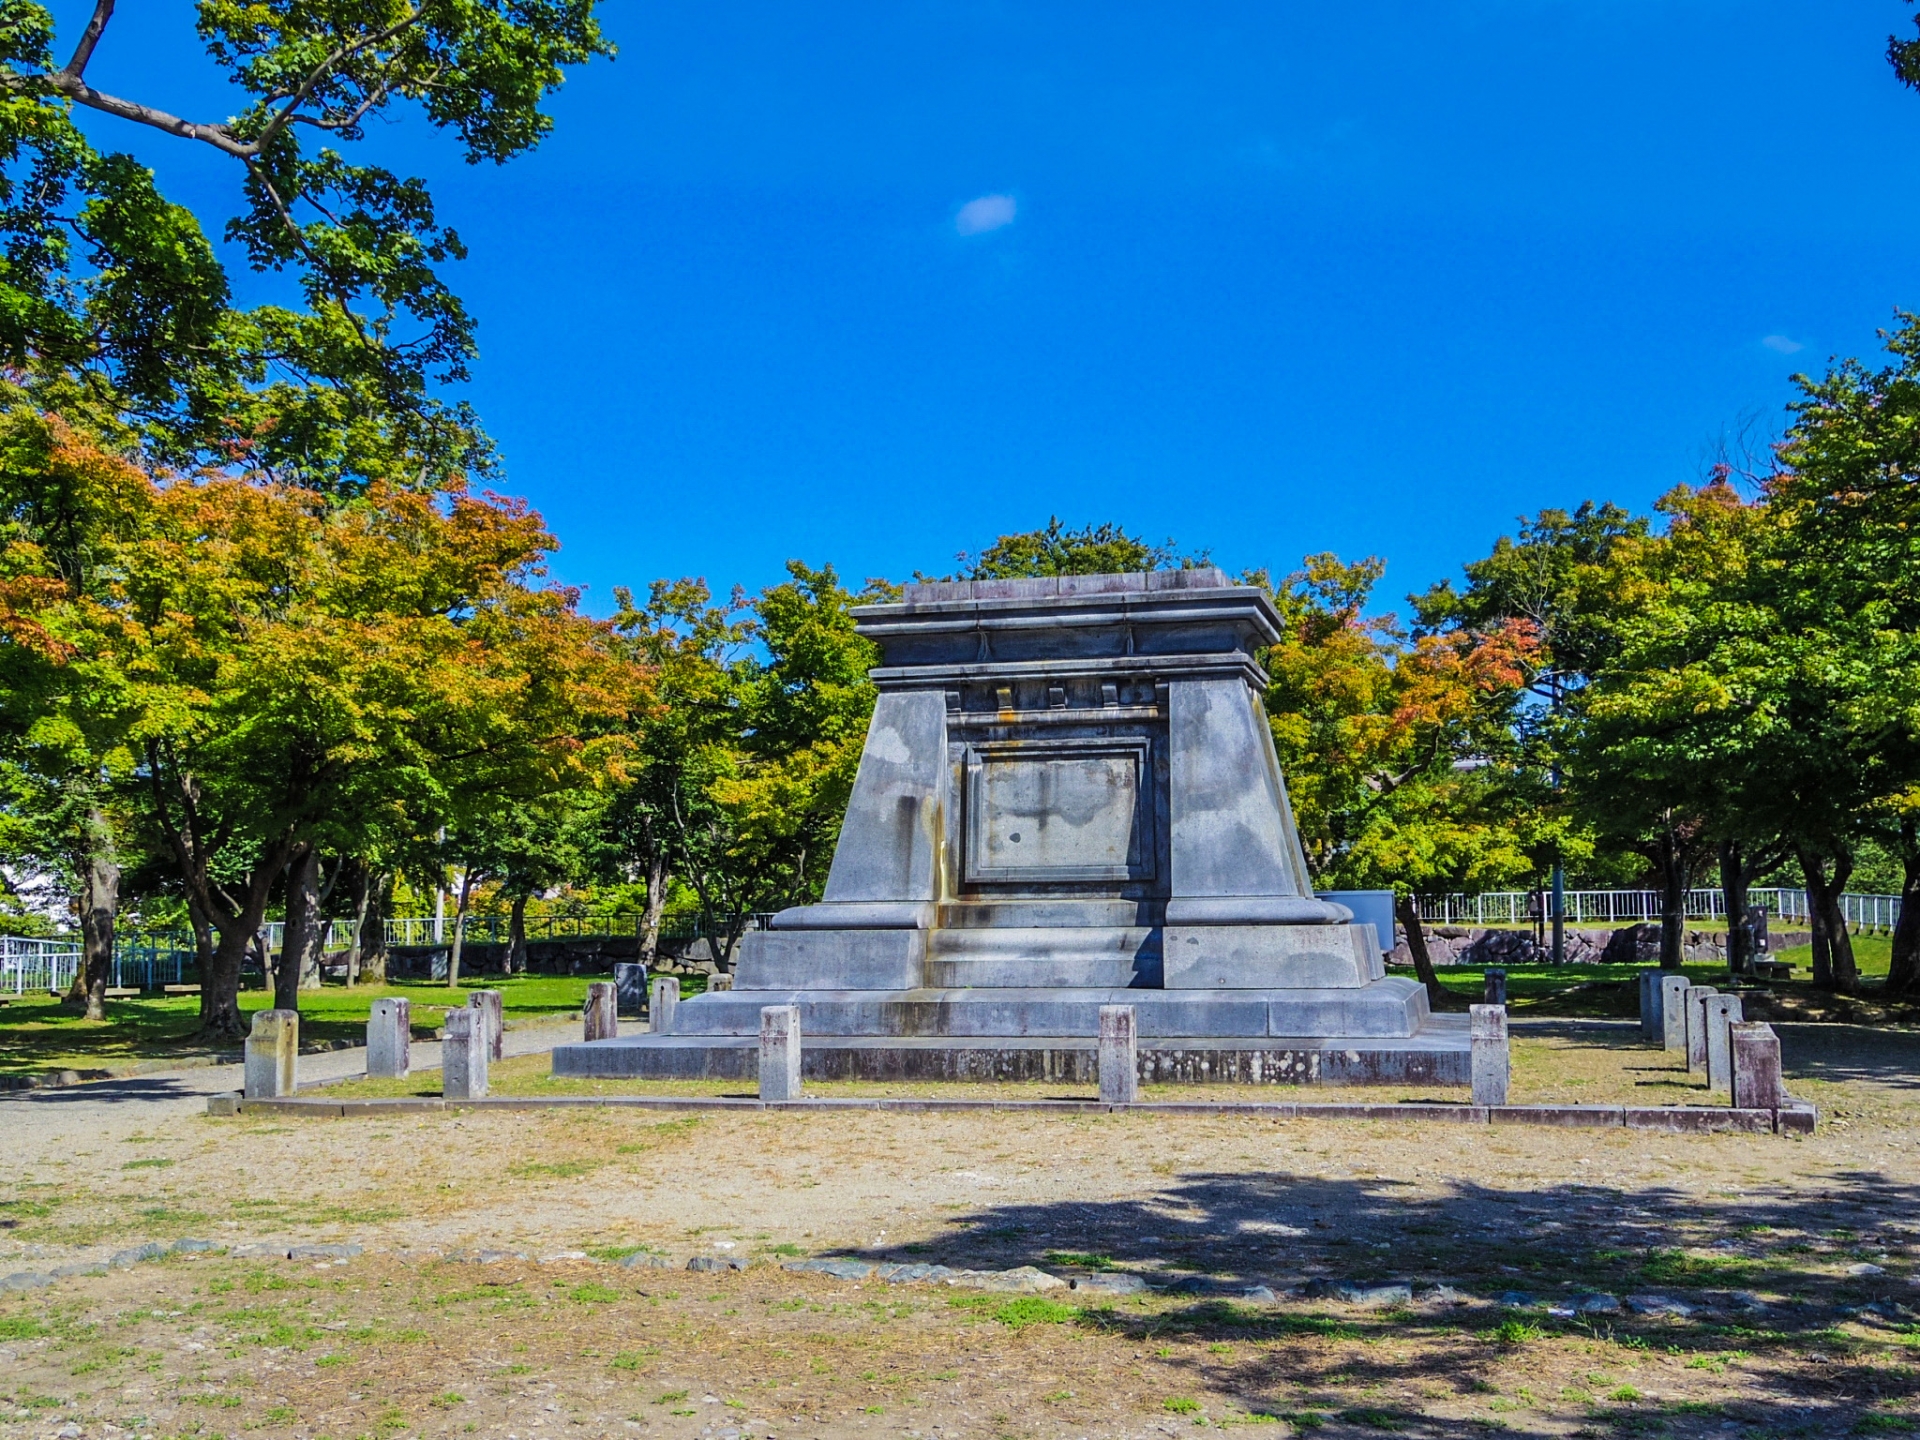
955, 193, 1017, 236
1760, 334, 1805, 355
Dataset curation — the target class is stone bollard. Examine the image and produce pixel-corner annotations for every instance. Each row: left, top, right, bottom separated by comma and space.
613, 962, 647, 1015
1684, 985, 1718, 1074
1482, 969, 1507, 1006
1703, 993, 1744, 1092
1658, 972, 1691, 1051
467, 989, 504, 1062
366, 997, 411, 1079
443, 1006, 489, 1100
244, 1009, 299, 1098
1637, 969, 1662, 1042
709, 972, 735, 993
759, 1005, 802, 1102
584, 981, 619, 1042
1098, 1005, 1139, 1106
1470, 1004, 1509, 1107
1730, 1022, 1784, 1111
649, 977, 679, 1035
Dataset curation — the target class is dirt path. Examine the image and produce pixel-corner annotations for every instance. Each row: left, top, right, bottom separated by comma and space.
4, 1020, 1920, 1438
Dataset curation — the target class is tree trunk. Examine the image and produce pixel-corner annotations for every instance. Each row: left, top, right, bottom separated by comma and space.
342, 861, 373, 986
508, 891, 529, 974
186, 894, 214, 980
1798, 843, 1860, 995
359, 871, 390, 985
1720, 838, 1751, 978
1395, 893, 1448, 1011
277, 844, 323, 1010
1656, 834, 1688, 970
67, 810, 119, 1021
1888, 819, 1920, 996
446, 868, 476, 988
638, 849, 669, 966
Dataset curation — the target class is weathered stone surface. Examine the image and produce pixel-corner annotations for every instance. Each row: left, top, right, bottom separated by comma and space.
613, 962, 648, 1015
1483, 968, 1507, 1006
1704, 993, 1743, 1091
961, 1265, 1066, 1293
244, 1008, 298, 1099
289, 1244, 362, 1261
443, 1005, 488, 1100
785, 1259, 875, 1280
649, 976, 679, 1035
759, 1005, 802, 1102
1732, 1022, 1785, 1111
1099, 1004, 1139, 1105
687, 1255, 748, 1273
367, 997, 410, 1079
1336, 1282, 1413, 1307
171, 1238, 222, 1254
618, 1251, 674, 1269
1471, 1005, 1509, 1107
584, 981, 618, 1042
1659, 973, 1691, 1052
0, 1271, 54, 1291
1625, 1294, 1694, 1316
1685, 985, 1718, 1073
1072, 1272, 1149, 1295
109, 1243, 167, 1268
467, 989, 504, 1062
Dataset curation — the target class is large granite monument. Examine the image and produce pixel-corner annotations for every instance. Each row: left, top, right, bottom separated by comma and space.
552, 569, 1469, 1084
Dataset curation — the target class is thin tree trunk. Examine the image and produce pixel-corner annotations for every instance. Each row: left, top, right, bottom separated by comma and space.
638, 849, 669, 966
67, 807, 119, 1020
1888, 819, 1920, 996
508, 891, 529, 975
343, 861, 372, 987
1395, 893, 1447, 1011
277, 844, 322, 1010
1798, 843, 1860, 995
1720, 838, 1751, 978
1657, 834, 1687, 971
359, 872, 390, 984
446, 868, 476, 988
186, 894, 214, 980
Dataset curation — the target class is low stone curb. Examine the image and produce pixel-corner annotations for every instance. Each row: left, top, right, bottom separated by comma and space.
207, 1092, 1816, 1133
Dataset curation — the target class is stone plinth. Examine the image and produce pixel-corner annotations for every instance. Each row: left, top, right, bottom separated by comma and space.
554, 570, 1466, 1084
245, 1009, 298, 1098
367, 998, 410, 1079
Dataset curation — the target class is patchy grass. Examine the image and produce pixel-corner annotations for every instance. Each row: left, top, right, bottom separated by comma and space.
0, 975, 589, 1077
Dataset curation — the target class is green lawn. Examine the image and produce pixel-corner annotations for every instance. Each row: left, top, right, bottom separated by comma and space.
0, 975, 597, 1078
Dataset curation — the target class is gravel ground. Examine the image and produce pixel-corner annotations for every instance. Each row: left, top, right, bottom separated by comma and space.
2, 1019, 1918, 1439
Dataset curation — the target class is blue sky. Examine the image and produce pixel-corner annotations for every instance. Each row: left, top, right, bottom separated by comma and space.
61, 1, 1920, 612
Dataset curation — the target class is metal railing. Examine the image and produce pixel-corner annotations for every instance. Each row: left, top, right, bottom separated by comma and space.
381, 912, 776, 948
3, 935, 82, 993
1416, 887, 1904, 932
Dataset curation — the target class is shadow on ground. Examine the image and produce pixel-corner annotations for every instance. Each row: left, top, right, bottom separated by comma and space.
826, 1160, 1920, 1435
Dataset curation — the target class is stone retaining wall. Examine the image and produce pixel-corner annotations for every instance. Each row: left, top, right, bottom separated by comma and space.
1392, 923, 1812, 968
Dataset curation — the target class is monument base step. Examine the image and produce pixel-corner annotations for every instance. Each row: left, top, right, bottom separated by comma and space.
551, 1018, 1471, 1087
651, 978, 1432, 1041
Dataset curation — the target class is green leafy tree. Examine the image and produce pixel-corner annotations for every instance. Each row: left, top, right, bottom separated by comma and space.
1260, 554, 1549, 1005
949, 518, 1206, 579
0, 0, 611, 489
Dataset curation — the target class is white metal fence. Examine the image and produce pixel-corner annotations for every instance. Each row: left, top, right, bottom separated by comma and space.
2, 935, 81, 993
1416, 887, 1904, 932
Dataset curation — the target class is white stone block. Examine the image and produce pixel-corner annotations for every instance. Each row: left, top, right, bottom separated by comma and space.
759, 1005, 802, 1102
367, 997, 410, 1079
1098, 1005, 1139, 1105
443, 1006, 488, 1100
1470, 1004, 1508, 1107
244, 1009, 298, 1098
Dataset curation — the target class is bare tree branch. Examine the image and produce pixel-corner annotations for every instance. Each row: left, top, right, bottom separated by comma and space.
59, 0, 116, 82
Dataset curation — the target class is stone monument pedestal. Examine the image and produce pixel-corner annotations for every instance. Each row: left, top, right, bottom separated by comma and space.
553, 570, 1468, 1086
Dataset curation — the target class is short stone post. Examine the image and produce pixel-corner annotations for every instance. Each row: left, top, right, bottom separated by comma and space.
443, 1005, 489, 1100
1470, 1004, 1509, 1107
244, 1009, 298, 1098
466, 989, 504, 1061
1703, 993, 1744, 1092
759, 1005, 802, 1102
613, 962, 647, 1015
1098, 1005, 1139, 1105
1730, 1022, 1784, 1111
709, 972, 735, 993
1482, 969, 1507, 1006
649, 976, 679, 1035
584, 981, 618, 1042
1658, 972, 1690, 1051
1684, 985, 1718, 1074
366, 997, 411, 1079
1637, 968, 1662, 1042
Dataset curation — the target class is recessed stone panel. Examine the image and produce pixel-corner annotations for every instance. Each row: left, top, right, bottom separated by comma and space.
964, 737, 1154, 884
